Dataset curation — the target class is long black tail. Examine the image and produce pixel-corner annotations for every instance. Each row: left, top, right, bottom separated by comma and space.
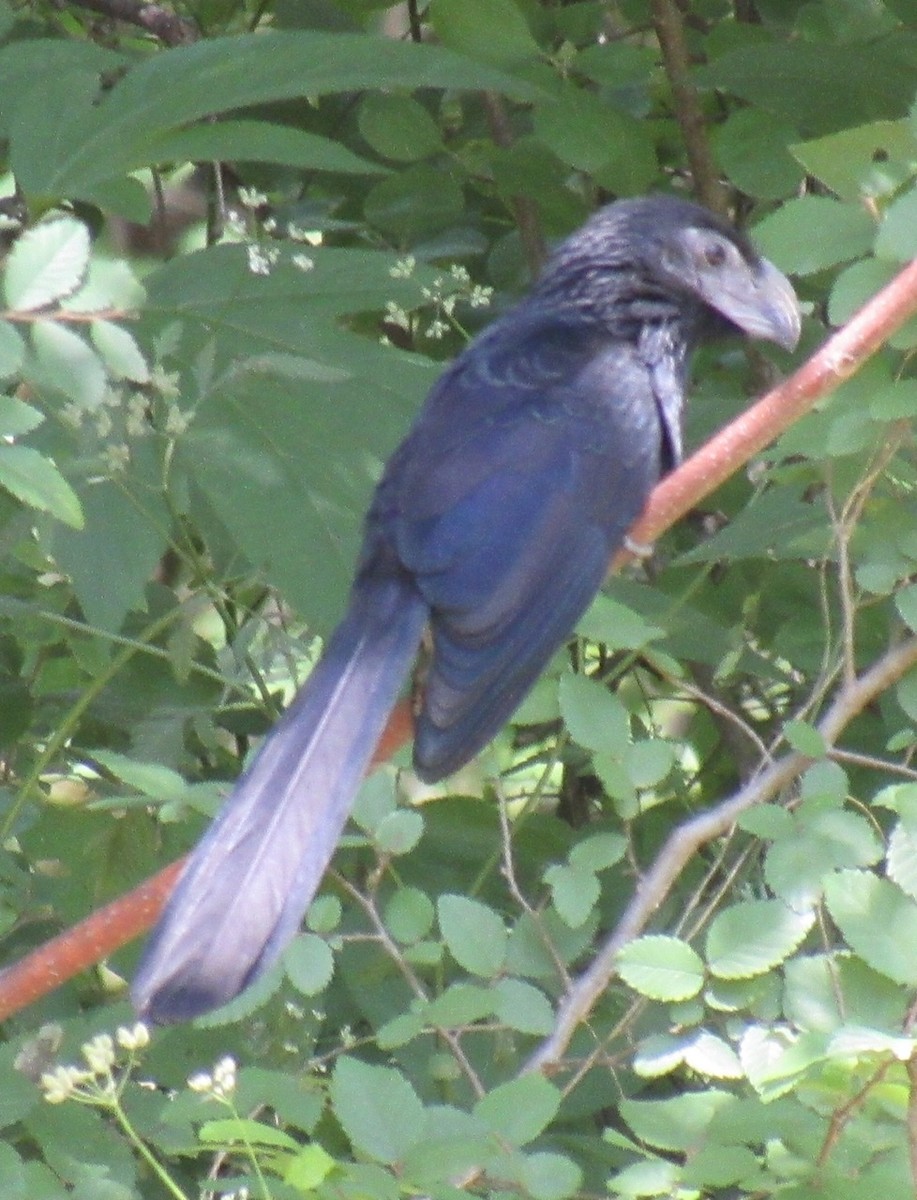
132, 576, 428, 1023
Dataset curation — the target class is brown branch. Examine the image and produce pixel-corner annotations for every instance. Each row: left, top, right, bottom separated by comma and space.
649, 0, 727, 215
65, 0, 198, 45
480, 91, 547, 280
526, 634, 917, 1072
3, 254, 917, 1023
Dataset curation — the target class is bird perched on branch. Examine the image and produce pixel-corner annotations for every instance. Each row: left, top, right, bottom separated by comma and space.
133, 195, 800, 1023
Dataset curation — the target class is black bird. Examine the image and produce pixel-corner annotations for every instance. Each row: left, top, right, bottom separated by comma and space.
133, 196, 800, 1022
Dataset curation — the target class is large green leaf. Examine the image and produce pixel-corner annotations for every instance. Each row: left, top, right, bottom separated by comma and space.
7, 30, 540, 202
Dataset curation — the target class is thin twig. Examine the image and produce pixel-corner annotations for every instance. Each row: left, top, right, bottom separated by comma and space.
480, 91, 546, 279
649, 0, 727, 214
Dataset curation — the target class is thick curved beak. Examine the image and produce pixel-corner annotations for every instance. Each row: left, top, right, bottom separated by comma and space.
713, 257, 801, 351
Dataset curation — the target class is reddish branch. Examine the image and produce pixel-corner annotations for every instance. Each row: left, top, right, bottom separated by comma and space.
3, 256, 917, 1024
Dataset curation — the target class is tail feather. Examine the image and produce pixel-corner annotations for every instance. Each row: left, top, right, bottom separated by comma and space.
132, 577, 427, 1023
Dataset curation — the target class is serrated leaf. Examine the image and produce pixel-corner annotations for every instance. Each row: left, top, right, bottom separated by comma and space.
682, 1031, 743, 1079
617, 936, 705, 1001
784, 719, 827, 757
90, 320, 150, 383
438, 894, 507, 976
376, 1012, 425, 1050
705, 900, 814, 980
825, 869, 917, 984
619, 1090, 733, 1153
519, 1151, 583, 1200
425, 983, 494, 1026
284, 933, 334, 996
568, 832, 626, 872
0, 445, 83, 528
374, 808, 423, 854
0, 396, 43, 437
4, 219, 90, 311
474, 1075, 561, 1146
888, 822, 917, 899
558, 672, 629, 755
29, 320, 107, 409
896, 584, 917, 633
493, 978, 554, 1035
0, 322, 25, 379
544, 862, 599, 928
384, 887, 434, 944
331, 1058, 424, 1164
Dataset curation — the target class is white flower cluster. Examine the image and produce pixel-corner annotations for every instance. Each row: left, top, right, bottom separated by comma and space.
39, 1024, 150, 1104
187, 1054, 238, 1100
384, 258, 493, 342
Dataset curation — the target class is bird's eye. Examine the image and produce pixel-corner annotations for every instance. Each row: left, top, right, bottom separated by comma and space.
703, 242, 728, 268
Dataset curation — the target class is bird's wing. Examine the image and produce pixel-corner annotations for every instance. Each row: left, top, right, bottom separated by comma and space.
389, 320, 667, 780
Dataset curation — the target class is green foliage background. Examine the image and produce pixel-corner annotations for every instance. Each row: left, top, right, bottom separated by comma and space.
1, 0, 917, 1196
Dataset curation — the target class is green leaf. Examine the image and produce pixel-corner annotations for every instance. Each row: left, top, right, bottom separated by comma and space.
783, 719, 827, 757
29, 321, 107, 409
331, 1058, 424, 1164
533, 87, 656, 194
875, 184, 917, 261
11, 30, 539, 201
199, 1118, 299, 1149
430, 0, 540, 66
705, 900, 814, 979
888, 821, 917, 899
825, 870, 917, 984
519, 1151, 583, 1200
374, 808, 423, 854
384, 887, 435, 944
792, 119, 917, 201
0, 446, 83, 528
568, 831, 627, 872
558, 673, 629, 755
425, 983, 495, 1026
52, 476, 168, 631
617, 935, 705, 1001
89, 321, 150, 383
4, 219, 90, 311
150, 119, 387, 175
619, 1090, 733, 1152
285, 1144, 335, 1191
544, 862, 599, 928
0, 323, 25, 380
358, 94, 443, 162
715, 108, 805, 200
576, 592, 662, 651
0, 396, 43, 438
438, 894, 507, 976
682, 1031, 743, 1080
474, 1075, 561, 1145
493, 978, 554, 1035
752, 196, 874, 276
90, 749, 188, 801
284, 933, 334, 996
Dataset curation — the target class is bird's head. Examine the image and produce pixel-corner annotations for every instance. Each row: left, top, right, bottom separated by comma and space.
539, 195, 801, 353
